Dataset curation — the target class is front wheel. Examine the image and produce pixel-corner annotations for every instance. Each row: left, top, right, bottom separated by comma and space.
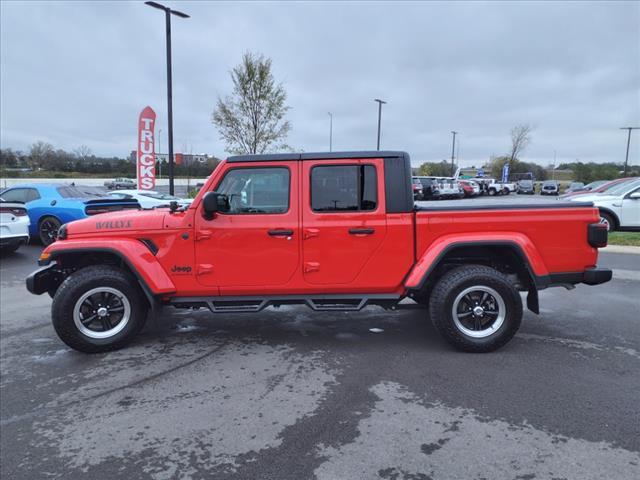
51, 265, 149, 353
599, 211, 616, 232
429, 265, 523, 352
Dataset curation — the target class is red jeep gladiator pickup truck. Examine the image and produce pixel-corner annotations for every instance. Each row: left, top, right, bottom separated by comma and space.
27, 151, 612, 353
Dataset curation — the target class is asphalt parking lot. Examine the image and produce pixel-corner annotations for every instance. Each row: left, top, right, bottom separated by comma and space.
1, 244, 639, 479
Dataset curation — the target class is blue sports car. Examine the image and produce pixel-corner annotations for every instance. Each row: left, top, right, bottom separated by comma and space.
0, 183, 140, 245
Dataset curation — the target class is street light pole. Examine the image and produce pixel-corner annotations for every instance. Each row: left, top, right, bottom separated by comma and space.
450, 131, 458, 176
620, 127, 639, 176
374, 99, 386, 150
145, 1, 189, 195
158, 128, 162, 179
328, 112, 333, 152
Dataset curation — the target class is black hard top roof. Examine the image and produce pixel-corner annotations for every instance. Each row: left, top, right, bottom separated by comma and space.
227, 150, 409, 163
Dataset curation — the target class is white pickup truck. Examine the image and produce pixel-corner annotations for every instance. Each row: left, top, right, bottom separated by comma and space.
484, 178, 517, 196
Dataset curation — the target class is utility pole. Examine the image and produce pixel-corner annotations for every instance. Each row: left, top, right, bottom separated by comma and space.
552, 149, 556, 181
620, 127, 639, 176
450, 131, 458, 176
328, 112, 333, 152
157, 128, 162, 179
374, 99, 386, 150
145, 1, 189, 195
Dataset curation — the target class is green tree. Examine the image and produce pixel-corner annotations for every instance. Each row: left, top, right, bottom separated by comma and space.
417, 160, 455, 177
213, 52, 291, 155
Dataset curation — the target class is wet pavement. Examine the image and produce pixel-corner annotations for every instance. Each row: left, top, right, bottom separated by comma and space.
1, 244, 639, 479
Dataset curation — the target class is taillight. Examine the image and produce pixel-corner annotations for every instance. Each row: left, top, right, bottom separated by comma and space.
86, 208, 111, 215
0, 206, 27, 216
588, 223, 608, 248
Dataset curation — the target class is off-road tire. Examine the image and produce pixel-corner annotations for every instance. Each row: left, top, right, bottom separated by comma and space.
51, 265, 148, 353
429, 265, 523, 353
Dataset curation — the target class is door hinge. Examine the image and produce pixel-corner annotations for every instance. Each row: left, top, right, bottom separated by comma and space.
304, 228, 319, 240
197, 264, 213, 275
196, 231, 211, 241
304, 262, 320, 273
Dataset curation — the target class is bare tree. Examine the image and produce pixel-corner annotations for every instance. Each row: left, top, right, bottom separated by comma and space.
73, 145, 92, 162
508, 124, 533, 163
212, 52, 291, 155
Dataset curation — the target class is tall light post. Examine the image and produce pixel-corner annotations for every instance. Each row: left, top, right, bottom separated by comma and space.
145, 1, 189, 195
620, 127, 639, 176
374, 99, 386, 150
450, 131, 458, 175
157, 128, 162, 179
328, 112, 333, 152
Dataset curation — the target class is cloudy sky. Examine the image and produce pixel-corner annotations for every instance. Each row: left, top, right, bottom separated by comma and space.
1, 1, 638, 167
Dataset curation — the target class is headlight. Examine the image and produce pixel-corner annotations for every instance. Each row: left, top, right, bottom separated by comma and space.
57, 223, 68, 240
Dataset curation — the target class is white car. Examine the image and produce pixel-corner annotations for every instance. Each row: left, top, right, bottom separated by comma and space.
0, 199, 30, 253
107, 190, 192, 209
569, 178, 640, 231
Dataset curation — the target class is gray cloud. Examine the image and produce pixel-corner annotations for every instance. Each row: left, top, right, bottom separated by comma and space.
1, 1, 638, 167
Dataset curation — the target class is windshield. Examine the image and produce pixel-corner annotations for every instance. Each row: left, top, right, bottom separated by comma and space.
585, 180, 607, 189
57, 186, 107, 198
520, 180, 533, 186
601, 179, 640, 196
542, 182, 556, 187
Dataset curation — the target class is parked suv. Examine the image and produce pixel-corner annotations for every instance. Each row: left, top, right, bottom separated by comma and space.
569, 178, 640, 231
413, 177, 438, 200
517, 179, 535, 194
540, 181, 559, 196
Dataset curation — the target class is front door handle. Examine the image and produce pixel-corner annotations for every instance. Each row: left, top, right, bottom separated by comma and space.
268, 229, 294, 237
349, 228, 375, 235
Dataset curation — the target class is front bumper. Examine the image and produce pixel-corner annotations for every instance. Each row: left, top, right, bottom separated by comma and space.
26, 264, 57, 295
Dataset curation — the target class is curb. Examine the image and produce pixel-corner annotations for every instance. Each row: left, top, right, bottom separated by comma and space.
602, 245, 640, 254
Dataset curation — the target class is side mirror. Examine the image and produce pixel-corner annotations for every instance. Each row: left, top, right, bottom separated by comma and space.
202, 192, 229, 219
629, 192, 640, 200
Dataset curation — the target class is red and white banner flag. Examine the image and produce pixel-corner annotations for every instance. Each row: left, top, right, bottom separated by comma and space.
137, 106, 156, 190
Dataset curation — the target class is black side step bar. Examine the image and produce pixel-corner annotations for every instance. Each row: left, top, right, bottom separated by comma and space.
169, 294, 401, 313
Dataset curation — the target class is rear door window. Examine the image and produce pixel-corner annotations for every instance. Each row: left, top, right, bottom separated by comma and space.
311, 165, 377, 212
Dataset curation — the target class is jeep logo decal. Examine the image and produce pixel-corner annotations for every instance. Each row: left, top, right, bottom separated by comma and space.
171, 265, 192, 274
96, 220, 132, 230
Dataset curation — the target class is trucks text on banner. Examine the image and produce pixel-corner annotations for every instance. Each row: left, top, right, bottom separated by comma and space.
137, 106, 156, 190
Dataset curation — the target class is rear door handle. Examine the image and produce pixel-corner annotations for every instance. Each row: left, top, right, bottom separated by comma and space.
349, 228, 375, 235
268, 229, 294, 237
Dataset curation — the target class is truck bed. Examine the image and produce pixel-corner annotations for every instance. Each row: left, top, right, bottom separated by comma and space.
415, 197, 592, 211
413, 197, 600, 278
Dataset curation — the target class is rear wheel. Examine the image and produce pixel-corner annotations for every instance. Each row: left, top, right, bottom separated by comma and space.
429, 265, 523, 352
488, 188, 497, 196
39, 216, 61, 246
51, 265, 149, 353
